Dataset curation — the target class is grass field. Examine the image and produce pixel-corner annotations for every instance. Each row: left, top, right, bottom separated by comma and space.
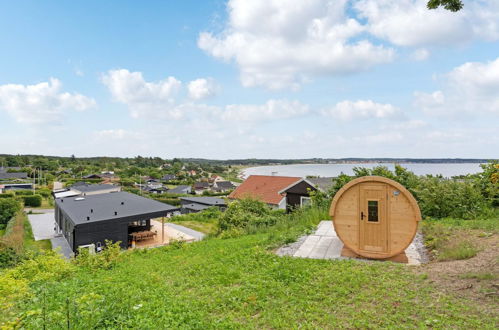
4, 225, 498, 328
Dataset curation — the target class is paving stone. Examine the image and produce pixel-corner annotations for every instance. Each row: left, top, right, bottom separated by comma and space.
293, 235, 321, 258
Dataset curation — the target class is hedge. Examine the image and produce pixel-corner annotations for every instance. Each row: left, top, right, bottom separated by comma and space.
152, 197, 181, 206
15, 190, 34, 196
0, 194, 15, 199
21, 195, 42, 207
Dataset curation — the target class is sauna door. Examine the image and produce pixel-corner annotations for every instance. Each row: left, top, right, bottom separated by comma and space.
359, 183, 388, 254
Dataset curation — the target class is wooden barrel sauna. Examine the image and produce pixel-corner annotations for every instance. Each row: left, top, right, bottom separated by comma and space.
329, 176, 422, 259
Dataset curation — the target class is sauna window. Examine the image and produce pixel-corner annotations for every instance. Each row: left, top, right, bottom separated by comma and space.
367, 201, 379, 222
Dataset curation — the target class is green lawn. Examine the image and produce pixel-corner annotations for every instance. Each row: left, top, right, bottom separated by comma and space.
7, 232, 497, 329
171, 220, 218, 235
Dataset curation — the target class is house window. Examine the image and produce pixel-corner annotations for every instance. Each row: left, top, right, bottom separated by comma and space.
300, 196, 311, 207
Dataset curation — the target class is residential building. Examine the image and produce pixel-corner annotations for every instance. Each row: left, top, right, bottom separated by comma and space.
179, 196, 227, 214
228, 175, 317, 210
166, 185, 192, 194
212, 181, 236, 193
55, 191, 179, 252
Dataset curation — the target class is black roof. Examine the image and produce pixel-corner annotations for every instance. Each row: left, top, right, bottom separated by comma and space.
194, 182, 210, 189
216, 181, 235, 189
55, 191, 178, 226
71, 183, 119, 193
182, 203, 211, 211
180, 196, 226, 206
167, 185, 191, 194
0, 172, 28, 180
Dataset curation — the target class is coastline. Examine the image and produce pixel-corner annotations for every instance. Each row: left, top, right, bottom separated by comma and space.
239, 162, 485, 179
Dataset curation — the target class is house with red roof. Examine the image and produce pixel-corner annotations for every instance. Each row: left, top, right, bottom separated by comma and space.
228, 175, 317, 210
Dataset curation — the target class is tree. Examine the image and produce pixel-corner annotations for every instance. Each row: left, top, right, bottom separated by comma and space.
427, 0, 463, 12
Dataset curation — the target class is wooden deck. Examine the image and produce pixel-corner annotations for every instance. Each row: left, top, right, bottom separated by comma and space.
132, 219, 197, 249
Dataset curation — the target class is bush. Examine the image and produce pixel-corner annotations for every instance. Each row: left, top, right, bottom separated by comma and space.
0, 198, 21, 227
152, 197, 181, 206
415, 177, 487, 219
219, 198, 280, 232
74, 240, 122, 270
37, 188, 51, 199
14, 190, 34, 196
0, 193, 15, 199
21, 195, 42, 207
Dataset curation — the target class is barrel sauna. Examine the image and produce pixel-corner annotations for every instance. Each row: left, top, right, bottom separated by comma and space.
329, 176, 422, 259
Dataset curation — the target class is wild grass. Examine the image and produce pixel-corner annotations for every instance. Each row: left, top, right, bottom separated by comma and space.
437, 240, 479, 261
3, 233, 496, 329
459, 272, 497, 281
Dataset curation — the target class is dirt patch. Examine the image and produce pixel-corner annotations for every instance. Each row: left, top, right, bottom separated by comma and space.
415, 230, 498, 314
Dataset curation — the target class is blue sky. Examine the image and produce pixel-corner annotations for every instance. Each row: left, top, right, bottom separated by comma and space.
0, 0, 498, 159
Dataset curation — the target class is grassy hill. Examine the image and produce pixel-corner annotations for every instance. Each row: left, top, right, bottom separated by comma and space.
2, 222, 497, 329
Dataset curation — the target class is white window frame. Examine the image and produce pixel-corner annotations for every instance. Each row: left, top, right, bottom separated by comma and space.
300, 196, 311, 207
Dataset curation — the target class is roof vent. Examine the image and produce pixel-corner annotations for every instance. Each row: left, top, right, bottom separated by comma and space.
114, 211, 118, 216
90, 209, 93, 213
86, 216, 90, 221
121, 201, 124, 205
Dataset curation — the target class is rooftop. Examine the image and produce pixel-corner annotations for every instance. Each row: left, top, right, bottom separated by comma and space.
228, 175, 301, 205
71, 183, 120, 193
180, 196, 226, 206
55, 191, 178, 225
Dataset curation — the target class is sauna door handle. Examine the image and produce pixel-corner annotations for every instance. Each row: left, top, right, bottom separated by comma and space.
361, 212, 365, 220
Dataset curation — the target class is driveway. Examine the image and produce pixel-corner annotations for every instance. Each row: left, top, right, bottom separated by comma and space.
27, 210, 57, 240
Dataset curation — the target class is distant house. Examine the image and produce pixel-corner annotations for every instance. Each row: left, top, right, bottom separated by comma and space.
161, 174, 177, 182
193, 181, 210, 195
212, 181, 236, 193
0, 172, 28, 180
166, 185, 192, 194
0, 183, 33, 193
143, 186, 167, 194
179, 196, 227, 214
82, 174, 102, 180
307, 177, 335, 192
228, 175, 317, 210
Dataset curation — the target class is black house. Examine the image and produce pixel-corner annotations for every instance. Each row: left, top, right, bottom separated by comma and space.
55, 191, 179, 252
179, 196, 227, 214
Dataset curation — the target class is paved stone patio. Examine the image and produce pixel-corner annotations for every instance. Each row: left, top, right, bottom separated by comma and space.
277, 220, 424, 265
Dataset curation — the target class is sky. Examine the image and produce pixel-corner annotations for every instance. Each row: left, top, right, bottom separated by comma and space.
0, 0, 498, 159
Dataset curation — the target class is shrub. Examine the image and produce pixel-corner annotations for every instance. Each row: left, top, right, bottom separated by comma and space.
219, 198, 280, 232
0, 198, 21, 227
152, 197, 181, 206
74, 240, 122, 270
14, 190, 34, 196
36, 188, 51, 199
7, 250, 75, 282
0, 193, 15, 199
21, 195, 42, 207
415, 177, 487, 219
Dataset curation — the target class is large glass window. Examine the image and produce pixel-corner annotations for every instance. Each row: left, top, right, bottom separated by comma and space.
368, 201, 379, 222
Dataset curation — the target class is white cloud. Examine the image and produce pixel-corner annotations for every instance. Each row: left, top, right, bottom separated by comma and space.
187, 78, 218, 100
322, 99, 401, 121
411, 48, 429, 61
0, 78, 95, 124
198, 0, 394, 90
101, 69, 182, 119
414, 57, 499, 117
93, 129, 143, 140
355, 0, 499, 47
222, 99, 309, 122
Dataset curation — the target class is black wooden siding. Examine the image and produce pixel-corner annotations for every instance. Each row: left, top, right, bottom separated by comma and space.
283, 180, 316, 211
